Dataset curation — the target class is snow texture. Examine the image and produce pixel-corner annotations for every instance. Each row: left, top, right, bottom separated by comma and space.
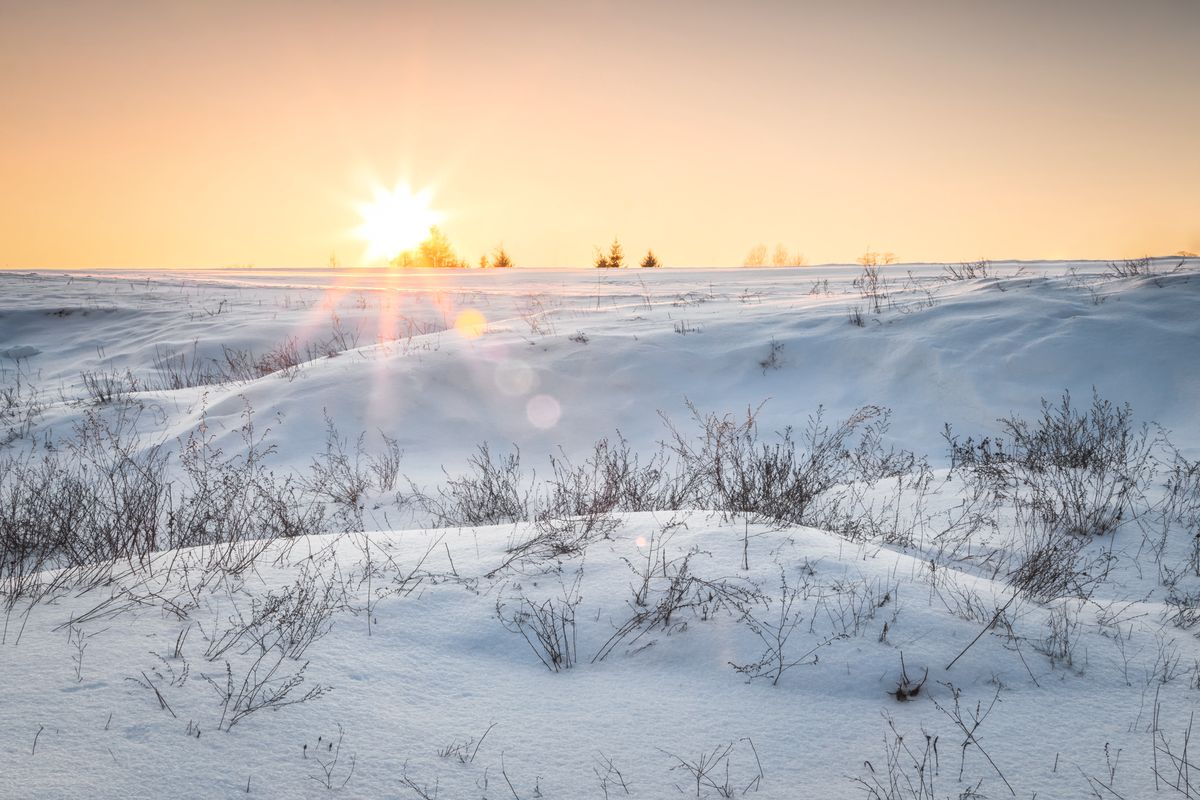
1, 259, 1199, 798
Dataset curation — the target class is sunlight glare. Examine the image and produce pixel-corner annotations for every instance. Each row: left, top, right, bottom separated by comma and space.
354, 183, 443, 262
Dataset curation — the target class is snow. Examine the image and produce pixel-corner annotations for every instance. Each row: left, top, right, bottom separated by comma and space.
1, 259, 1199, 798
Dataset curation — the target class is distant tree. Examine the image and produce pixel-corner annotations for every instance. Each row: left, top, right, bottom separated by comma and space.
769, 245, 806, 267
328, 252, 341, 269
596, 238, 623, 268
771, 244, 789, 267
857, 249, 897, 267
480, 255, 489, 269
608, 238, 624, 269
391, 226, 464, 268
744, 243, 767, 267
640, 250, 661, 268
492, 246, 513, 269
417, 226, 458, 268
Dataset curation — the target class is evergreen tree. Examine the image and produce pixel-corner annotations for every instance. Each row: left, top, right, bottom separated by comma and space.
607, 238, 624, 269
640, 250, 660, 268
492, 246, 513, 268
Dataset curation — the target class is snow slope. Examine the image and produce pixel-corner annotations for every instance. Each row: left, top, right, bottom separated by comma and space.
1, 259, 1199, 799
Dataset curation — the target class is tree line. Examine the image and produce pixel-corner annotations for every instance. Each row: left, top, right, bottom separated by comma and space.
375, 226, 848, 269
380, 227, 663, 270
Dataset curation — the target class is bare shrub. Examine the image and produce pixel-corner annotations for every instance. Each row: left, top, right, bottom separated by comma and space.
406, 443, 531, 527
758, 338, 784, 373
1031, 601, 1082, 670
519, 294, 556, 336
854, 261, 892, 314
0, 408, 169, 592
437, 722, 496, 764
1106, 256, 1153, 277
168, 404, 326, 565
306, 416, 372, 532
258, 336, 306, 377
0, 401, 328, 615
0, 372, 45, 445
661, 738, 763, 797
497, 574, 582, 672
150, 326, 363, 391
149, 341, 226, 390
1007, 500, 1112, 601
79, 368, 139, 405
309, 723, 356, 790
369, 432, 403, 492
507, 437, 682, 568
663, 401, 899, 528
852, 716, 942, 800
594, 752, 632, 798
730, 567, 845, 685
1154, 451, 1200, 575
812, 574, 901, 640
1152, 696, 1200, 796
932, 683, 1012, 794
204, 651, 329, 731
947, 390, 1156, 538
595, 549, 759, 663
943, 260, 991, 280
202, 565, 344, 661
673, 319, 702, 335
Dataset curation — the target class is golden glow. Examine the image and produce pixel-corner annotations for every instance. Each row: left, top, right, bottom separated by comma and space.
354, 184, 443, 264
1, 3, 1197, 268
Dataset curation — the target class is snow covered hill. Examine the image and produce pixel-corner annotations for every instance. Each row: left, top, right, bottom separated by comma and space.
1, 259, 1199, 798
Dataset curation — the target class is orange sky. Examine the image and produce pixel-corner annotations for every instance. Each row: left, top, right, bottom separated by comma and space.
2, 0, 1197, 269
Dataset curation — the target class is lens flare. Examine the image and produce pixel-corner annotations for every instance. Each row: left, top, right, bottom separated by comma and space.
526, 394, 561, 430
454, 309, 487, 339
494, 359, 537, 396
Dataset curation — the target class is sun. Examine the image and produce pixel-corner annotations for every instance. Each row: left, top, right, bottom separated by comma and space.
354, 183, 443, 262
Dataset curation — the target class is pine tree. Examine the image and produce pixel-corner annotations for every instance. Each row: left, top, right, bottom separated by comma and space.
492, 246, 513, 269
479, 255, 489, 269
607, 238, 624, 269
594, 251, 610, 269
640, 250, 660, 268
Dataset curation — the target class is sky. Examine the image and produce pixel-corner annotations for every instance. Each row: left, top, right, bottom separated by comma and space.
1, 0, 1198, 269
